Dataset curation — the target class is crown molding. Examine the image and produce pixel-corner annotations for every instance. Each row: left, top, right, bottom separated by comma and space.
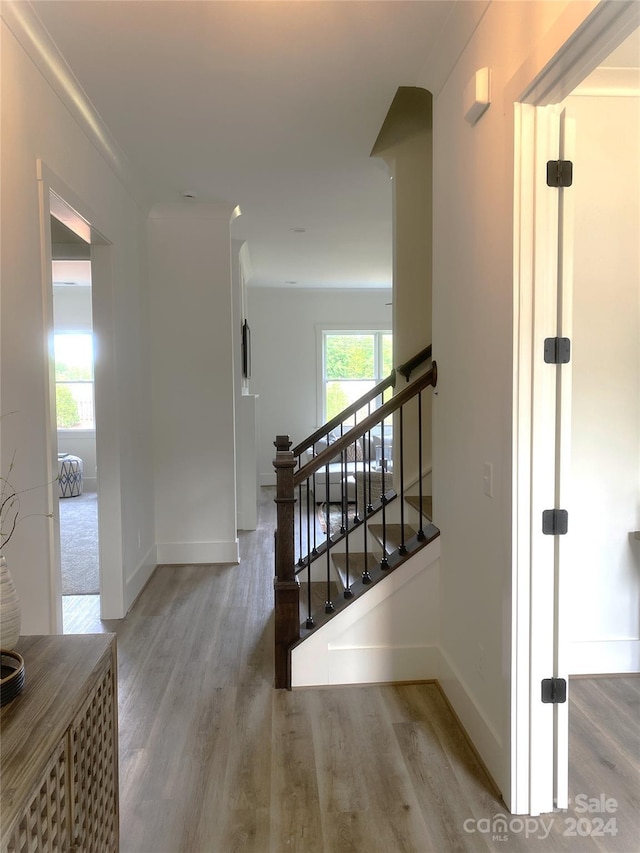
2, 0, 149, 209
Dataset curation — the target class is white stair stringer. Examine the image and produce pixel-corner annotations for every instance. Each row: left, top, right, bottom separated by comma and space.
291, 536, 440, 687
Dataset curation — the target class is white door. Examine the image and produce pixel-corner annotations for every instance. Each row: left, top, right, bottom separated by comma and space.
539, 106, 575, 813
513, 102, 574, 815
512, 2, 640, 818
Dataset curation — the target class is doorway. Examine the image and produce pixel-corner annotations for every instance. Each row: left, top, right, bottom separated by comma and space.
38, 170, 125, 626
512, 10, 640, 817
50, 217, 101, 630
559, 30, 640, 680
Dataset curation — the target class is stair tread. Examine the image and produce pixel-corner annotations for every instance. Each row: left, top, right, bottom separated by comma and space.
405, 494, 433, 519
368, 523, 417, 553
299, 580, 339, 622
332, 552, 379, 589
295, 523, 441, 641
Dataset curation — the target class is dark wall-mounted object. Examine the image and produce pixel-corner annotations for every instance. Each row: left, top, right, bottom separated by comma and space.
242, 320, 251, 379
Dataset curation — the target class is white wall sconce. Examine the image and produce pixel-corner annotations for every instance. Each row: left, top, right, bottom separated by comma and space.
464, 67, 491, 125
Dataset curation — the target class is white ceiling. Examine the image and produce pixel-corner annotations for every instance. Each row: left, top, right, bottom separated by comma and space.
32, 0, 460, 290
29, 3, 640, 291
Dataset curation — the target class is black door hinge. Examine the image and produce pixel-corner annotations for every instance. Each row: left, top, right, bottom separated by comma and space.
547, 160, 573, 187
544, 337, 571, 364
542, 509, 568, 535
541, 677, 567, 704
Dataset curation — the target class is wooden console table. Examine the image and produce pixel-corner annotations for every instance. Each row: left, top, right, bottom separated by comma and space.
1, 635, 118, 853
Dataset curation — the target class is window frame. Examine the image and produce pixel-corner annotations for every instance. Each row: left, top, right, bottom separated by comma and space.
54, 330, 96, 432
316, 325, 392, 426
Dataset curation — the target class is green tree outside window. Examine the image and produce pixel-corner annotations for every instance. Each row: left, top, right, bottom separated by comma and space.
323, 331, 391, 422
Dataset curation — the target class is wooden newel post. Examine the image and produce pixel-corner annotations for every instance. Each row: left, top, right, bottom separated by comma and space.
273, 435, 299, 689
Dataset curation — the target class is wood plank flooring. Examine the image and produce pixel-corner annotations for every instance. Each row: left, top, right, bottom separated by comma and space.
63, 488, 640, 853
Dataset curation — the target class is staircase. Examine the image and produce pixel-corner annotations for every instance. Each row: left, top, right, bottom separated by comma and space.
273, 347, 439, 689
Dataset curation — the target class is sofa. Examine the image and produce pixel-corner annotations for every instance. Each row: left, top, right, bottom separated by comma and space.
301, 425, 392, 503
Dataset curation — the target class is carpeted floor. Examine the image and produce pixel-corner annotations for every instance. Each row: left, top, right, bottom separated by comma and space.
60, 491, 99, 595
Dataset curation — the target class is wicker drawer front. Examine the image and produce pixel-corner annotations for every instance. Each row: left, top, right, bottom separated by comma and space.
69, 659, 118, 853
4, 739, 70, 853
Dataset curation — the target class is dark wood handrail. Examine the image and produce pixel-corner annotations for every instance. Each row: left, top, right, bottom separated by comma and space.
292, 373, 394, 458
294, 362, 437, 487
396, 345, 432, 382
292, 344, 432, 458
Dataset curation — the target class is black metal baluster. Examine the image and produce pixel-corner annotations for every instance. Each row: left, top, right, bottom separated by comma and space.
417, 390, 425, 540
325, 461, 334, 613
366, 428, 374, 513
297, 466, 304, 568
380, 419, 389, 570
398, 405, 407, 555
312, 467, 319, 556
362, 500, 372, 585
366, 401, 374, 515
344, 441, 353, 598
354, 439, 362, 524
339, 429, 347, 535
305, 477, 314, 628
361, 409, 373, 584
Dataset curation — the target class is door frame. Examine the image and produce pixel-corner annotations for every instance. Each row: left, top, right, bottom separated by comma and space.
37, 161, 126, 623
511, 0, 640, 815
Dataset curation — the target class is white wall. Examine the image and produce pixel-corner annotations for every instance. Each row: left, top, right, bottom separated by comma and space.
418, 0, 598, 799
1, 13, 155, 627
247, 287, 391, 484
148, 203, 239, 565
563, 93, 640, 673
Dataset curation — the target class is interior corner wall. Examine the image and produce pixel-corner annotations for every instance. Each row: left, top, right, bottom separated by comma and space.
420, 0, 598, 797
247, 288, 391, 485
392, 122, 433, 368
148, 205, 239, 564
563, 92, 640, 674
392, 124, 434, 483
0, 17, 154, 629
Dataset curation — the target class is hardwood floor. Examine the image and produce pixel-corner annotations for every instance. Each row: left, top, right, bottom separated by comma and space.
63, 488, 640, 852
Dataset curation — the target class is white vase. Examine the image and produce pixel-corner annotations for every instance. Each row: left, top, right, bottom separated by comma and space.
0, 554, 21, 649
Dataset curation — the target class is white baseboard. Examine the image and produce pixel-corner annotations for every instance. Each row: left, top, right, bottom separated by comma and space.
436, 646, 507, 799
568, 639, 640, 675
156, 540, 240, 565
124, 544, 157, 614
260, 473, 276, 487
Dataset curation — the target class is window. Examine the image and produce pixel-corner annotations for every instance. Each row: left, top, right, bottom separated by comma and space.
322, 330, 392, 423
54, 333, 95, 429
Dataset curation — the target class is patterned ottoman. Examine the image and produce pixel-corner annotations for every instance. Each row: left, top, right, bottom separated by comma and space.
58, 453, 84, 498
